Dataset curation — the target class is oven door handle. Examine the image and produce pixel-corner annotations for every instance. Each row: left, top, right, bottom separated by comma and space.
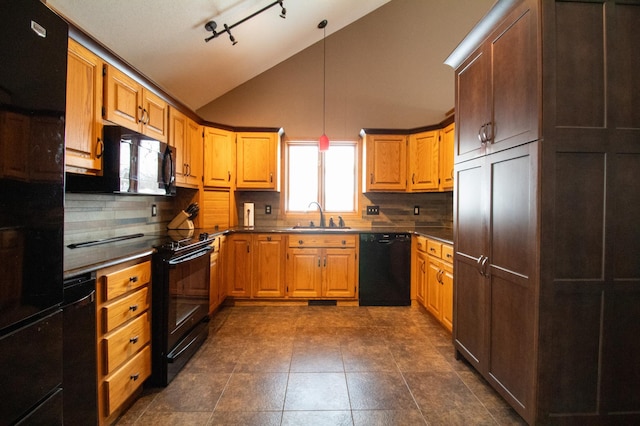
168, 246, 212, 265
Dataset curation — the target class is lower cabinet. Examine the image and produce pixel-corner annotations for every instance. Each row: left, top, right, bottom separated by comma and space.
226, 234, 252, 298
209, 235, 225, 314
96, 256, 152, 425
414, 236, 454, 331
286, 234, 358, 299
253, 234, 286, 298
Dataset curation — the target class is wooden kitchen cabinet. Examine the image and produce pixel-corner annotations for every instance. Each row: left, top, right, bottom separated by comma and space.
286, 234, 358, 299
226, 234, 252, 298
252, 234, 285, 298
236, 131, 281, 190
424, 239, 454, 332
96, 256, 152, 425
412, 236, 428, 306
439, 122, 455, 191
104, 65, 168, 142
203, 126, 235, 188
65, 38, 104, 175
169, 106, 202, 188
209, 236, 222, 314
363, 133, 407, 191
453, 0, 538, 164
407, 130, 439, 192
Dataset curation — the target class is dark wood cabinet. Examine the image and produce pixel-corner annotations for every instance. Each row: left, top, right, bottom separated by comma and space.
454, 0, 538, 163
448, 0, 640, 424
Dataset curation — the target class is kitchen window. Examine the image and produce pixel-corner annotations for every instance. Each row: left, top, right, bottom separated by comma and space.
286, 140, 358, 214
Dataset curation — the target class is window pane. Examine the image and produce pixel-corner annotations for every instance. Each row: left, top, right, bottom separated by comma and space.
288, 145, 318, 211
324, 145, 355, 212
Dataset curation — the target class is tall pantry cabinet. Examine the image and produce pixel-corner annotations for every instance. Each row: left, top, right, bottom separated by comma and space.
447, 0, 640, 424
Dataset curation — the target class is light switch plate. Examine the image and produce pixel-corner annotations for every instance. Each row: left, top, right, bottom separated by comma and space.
265, 205, 271, 214
414, 205, 419, 215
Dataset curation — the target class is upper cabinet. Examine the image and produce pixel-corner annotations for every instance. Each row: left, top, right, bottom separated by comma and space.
454, 0, 538, 163
169, 107, 202, 188
408, 130, 439, 192
203, 126, 235, 189
104, 65, 168, 142
236, 131, 281, 191
362, 121, 454, 193
439, 122, 455, 191
65, 38, 104, 174
363, 134, 407, 192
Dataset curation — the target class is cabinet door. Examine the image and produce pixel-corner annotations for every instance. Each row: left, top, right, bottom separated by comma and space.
425, 257, 443, 319
186, 118, 203, 187
455, 46, 490, 163
415, 251, 427, 306
65, 39, 103, 174
104, 65, 142, 130
408, 131, 439, 192
236, 132, 278, 190
227, 235, 252, 297
440, 262, 453, 332
323, 248, 356, 298
364, 134, 407, 191
488, 1, 538, 153
141, 89, 168, 142
203, 127, 234, 188
253, 234, 285, 298
218, 236, 228, 302
286, 248, 321, 298
169, 107, 188, 184
439, 123, 455, 191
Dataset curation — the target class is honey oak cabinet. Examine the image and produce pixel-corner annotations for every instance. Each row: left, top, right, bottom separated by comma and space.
209, 236, 223, 314
169, 107, 202, 188
424, 240, 453, 332
65, 38, 104, 175
203, 126, 235, 188
96, 257, 152, 425
286, 234, 358, 299
407, 130, 439, 192
439, 122, 455, 191
236, 131, 280, 190
226, 233, 252, 298
363, 134, 407, 191
252, 234, 286, 298
103, 65, 168, 142
412, 236, 428, 306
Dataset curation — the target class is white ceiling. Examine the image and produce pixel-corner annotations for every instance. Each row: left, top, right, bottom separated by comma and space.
47, 0, 394, 110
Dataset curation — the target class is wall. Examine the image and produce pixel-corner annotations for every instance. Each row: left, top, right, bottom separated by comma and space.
196, 0, 493, 140
235, 190, 453, 230
63, 188, 196, 245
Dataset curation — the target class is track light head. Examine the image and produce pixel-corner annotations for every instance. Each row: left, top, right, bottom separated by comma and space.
224, 24, 238, 45
279, 1, 286, 18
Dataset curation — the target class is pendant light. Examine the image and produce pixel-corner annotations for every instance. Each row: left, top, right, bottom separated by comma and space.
318, 19, 329, 152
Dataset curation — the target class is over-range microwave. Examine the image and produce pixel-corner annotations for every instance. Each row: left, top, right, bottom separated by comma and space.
66, 126, 176, 196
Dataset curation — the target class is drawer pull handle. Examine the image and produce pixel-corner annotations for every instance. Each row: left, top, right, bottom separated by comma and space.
430, 248, 435, 252
129, 304, 138, 312
342, 240, 346, 245
446, 253, 452, 259
130, 336, 139, 344
130, 373, 140, 381
129, 276, 138, 283
267, 236, 272, 241
298, 240, 303, 245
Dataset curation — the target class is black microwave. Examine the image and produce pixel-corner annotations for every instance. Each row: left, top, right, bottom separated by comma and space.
66, 126, 176, 196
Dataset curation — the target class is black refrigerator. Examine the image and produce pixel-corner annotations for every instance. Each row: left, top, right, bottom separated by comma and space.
0, 0, 68, 424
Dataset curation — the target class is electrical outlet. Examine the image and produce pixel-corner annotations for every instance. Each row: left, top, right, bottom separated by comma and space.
366, 205, 380, 215
151, 204, 157, 217
414, 205, 420, 215
265, 205, 272, 214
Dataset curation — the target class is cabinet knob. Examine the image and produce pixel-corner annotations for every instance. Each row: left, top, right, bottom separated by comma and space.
129, 336, 139, 344
342, 240, 346, 245
129, 304, 138, 312
129, 276, 138, 283
298, 240, 303, 245
267, 236, 272, 241
130, 373, 140, 381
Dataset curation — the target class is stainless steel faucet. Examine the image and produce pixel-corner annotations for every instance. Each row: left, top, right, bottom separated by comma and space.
307, 201, 326, 228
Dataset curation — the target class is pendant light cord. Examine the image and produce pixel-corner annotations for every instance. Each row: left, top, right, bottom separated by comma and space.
322, 23, 326, 135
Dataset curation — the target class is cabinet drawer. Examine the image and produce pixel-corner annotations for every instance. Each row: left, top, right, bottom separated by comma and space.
427, 240, 442, 258
104, 261, 151, 301
103, 312, 150, 374
289, 234, 356, 248
415, 236, 428, 253
442, 244, 454, 264
102, 286, 149, 333
104, 345, 151, 416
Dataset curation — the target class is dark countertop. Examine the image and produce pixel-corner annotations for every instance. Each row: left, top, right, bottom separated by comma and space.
63, 227, 452, 278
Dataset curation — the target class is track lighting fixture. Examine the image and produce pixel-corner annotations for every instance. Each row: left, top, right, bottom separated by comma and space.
204, 0, 287, 45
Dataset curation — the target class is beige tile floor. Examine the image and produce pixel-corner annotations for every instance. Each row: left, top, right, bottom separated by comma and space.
116, 305, 526, 425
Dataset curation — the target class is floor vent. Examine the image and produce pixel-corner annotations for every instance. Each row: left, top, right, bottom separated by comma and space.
308, 300, 337, 306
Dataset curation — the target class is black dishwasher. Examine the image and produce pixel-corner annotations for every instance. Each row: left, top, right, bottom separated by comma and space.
359, 233, 411, 306
62, 272, 97, 425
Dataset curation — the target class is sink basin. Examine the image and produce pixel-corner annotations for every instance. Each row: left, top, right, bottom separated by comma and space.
290, 226, 351, 231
